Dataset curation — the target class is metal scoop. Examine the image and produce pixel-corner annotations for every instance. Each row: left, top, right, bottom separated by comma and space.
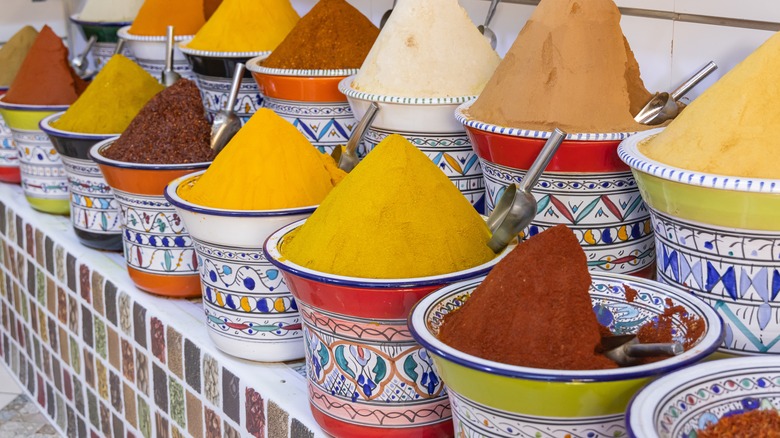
601, 334, 684, 366
113, 38, 126, 56
209, 62, 246, 154
380, 0, 396, 29
486, 128, 566, 253
634, 61, 717, 125
478, 0, 500, 50
331, 102, 379, 173
71, 35, 97, 78
161, 26, 181, 87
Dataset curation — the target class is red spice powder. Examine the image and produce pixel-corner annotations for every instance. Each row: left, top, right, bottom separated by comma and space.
438, 224, 618, 370
4, 26, 87, 105
698, 409, 780, 437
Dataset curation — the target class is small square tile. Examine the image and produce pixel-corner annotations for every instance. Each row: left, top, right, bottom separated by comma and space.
70, 336, 81, 375
56, 395, 66, 432
46, 383, 54, 418
110, 371, 122, 413
94, 317, 107, 359
57, 287, 68, 324
169, 377, 185, 429
55, 245, 66, 283
112, 412, 124, 438
35, 269, 44, 305
107, 326, 120, 370
133, 303, 146, 348
137, 395, 151, 438
52, 359, 62, 392
78, 417, 86, 438
45, 236, 54, 274
14, 216, 22, 249
184, 340, 200, 393
91, 271, 104, 314
96, 360, 109, 401
68, 294, 78, 334
122, 339, 135, 383
26, 260, 34, 297
37, 373, 44, 406
67, 406, 76, 438
46, 279, 56, 315
64, 368, 73, 400
290, 419, 313, 438
80, 264, 91, 304
105, 281, 118, 327
266, 400, 287, 438
223, 422, 240, 438
155, 412, 169, 438
47, 316, 58, 352
66, 253, 77, 293
246, 388, 266, 438
99, 402, 111, 435
222, 368, 240, 423
153, 363, 168, 413
171, 427, 185, 438
123, 382, 137, 428
59, 326, 70, 365
35, 229, 44, 266
82, 305, 94, 347
24, 223, 33, 257
118, 292, 131, 336
84, 350, 95, 388
150, 317, 165, 364
203, 354, 219, 406
74, 379, 85, 415
166, 327, 182, 378
186, 390, 203, 438
136, 350, 149, 395
0, 203, 5, 234
204, 408, 221, 438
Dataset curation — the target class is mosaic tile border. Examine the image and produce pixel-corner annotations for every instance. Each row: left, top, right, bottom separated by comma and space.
0, 184, 321, 438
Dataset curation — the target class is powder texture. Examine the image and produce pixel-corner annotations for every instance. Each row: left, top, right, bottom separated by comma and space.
52, 55, 164, 134
180, 108, 345, 210
4, 26, 88, 105
185, 0, 299, 52
105, 79, 214, 164
699, 410, 780, 438
0, 26, 38, 87
283, 134, 495, 279
78, 0, 144, 22
439, 225, 618, 370
352, 0, 500, 97
468, 0, 653, 133
129, 0, 205, 36
262, 0, 378, 70
639, 32, 780, 178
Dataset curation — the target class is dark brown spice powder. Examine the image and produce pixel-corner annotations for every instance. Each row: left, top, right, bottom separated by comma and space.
261, 0, 379, 70
103, 79, 215, 164
698, 409, 780, 438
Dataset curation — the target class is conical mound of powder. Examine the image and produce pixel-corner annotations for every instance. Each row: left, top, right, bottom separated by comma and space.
185, 0, 299, 52
468, 0, 653, 133
0, 26, 38, 87
180, 108, 345, 209
282, 134, 496, 279
78, 0, 144, 22
129, 0, 205, 36
639, 32, 780, 179
351, 0, 500, 97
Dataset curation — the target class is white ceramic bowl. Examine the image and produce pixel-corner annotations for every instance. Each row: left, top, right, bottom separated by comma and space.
117, 26, 196, 81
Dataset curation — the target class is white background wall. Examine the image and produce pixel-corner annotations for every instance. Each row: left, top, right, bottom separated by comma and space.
1, 0, 777, 102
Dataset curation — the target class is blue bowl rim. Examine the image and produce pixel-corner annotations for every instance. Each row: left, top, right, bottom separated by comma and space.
407, 272, 725, 383
39, 112, 120, 140
69, 13, 131, 27
625, 355, 780, 437
0, 96, 69, 112
263, 219, 512, 289
164, 170, 319, 217
338, 75, 478, 105
618, 128, 780, 194
89, 137, 212, 171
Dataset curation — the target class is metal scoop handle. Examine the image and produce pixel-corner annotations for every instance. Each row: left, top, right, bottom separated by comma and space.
333, 102, 379, 173
520, 128, 565, 192
483, 0, 500, 28
72, 35, 97, 75
225, 62, 245, 112
161, 26, 182, 87
670, 61, 718, 101
113, 38, 126, 56
624, 342, 684, 358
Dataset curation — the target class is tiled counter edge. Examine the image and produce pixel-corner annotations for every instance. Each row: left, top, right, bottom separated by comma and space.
0, 183, 325, 438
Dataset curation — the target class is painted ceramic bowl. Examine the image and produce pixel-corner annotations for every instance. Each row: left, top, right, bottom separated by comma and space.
339, 76, 486, 212
619, 128, 780, 355
165, 170, 313, 362
0, 98, 70, 214
456, 100, 656, 277
69, 14, 134, 72
264, 219, 514, 438
117, 26, 196, 82
179, 44, 265, 123
39, 113, 122, 250
247, 55, 357, 155
90, 138, 210, 297
409, 273, 725, 437
0, 88, 20, 184
627, 356, 780, 437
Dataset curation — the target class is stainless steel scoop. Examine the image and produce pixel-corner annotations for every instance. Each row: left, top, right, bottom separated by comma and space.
601, 334, 683, 366
113, 38, 126, 56
380, 0, 396, 28
486, 128, 566, 253
331, 102, 379, 173
209, 62, 246, 154
71, 35, 97, 78
634, 61, 717, 125
478, 0, 500, 50
161, 26, 181, 87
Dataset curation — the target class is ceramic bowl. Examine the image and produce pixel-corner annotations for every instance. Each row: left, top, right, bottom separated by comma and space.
455, 100, 656, 277
247, 55, 357, 154
69, 14, 134, 72
0, 98, 70, 214
39, 113, 122, 250
339, 76, 486, 212
409, 273, 725, 437
619, 128, 780, 355
90, 138, 210, 297
117, 26, 196, 82
164, 171, 313, 362
264, 219, 514, 438
627, 356, 780, 437
179, 44, 265, 123
0, 88, 20, 183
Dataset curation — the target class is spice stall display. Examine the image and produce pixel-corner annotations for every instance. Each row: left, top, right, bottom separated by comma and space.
340, 0, 500, 213
0, 26, 37, 183
165, 108, 345, 362
180, 0, 300, 123
90, 79, 213, 297
248, 0, 379, 154
40, 55, 164, 250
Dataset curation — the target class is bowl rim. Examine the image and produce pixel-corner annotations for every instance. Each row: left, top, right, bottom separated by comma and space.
89, 137, 212, 170
117, 25, 195, 42
618, 128, 780, 193
263, 219, 512, 288
338, 75, 478, 105
164, 170, 319, 217
625, 355, 780, 436
454, 99, 638, 141
245, 54, 358, 78
408, 272, 725, 382
39, 112, 120, 140
178, 42, 271, 59
69, 13, 132, 27
0, 95, 70, 112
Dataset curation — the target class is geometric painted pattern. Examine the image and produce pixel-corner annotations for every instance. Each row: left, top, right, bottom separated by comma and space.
194, 75, 261, 124
59, 156, 121, 236
364, 127, 485, 212
11, 129, 69, 201
0, 115, 18, 169
482, 161, 654, 275
92, 42, 134, 72
263, 97, 357, 155
651, 209, 780, 354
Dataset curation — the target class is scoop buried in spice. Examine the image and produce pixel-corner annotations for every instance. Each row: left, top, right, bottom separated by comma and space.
161, 26, 181, 87
600, 334, 683, 366
210, 62, 245, 153
331, 101, 379, 172
71, 35, 97, 79
634, 61, 718, 125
